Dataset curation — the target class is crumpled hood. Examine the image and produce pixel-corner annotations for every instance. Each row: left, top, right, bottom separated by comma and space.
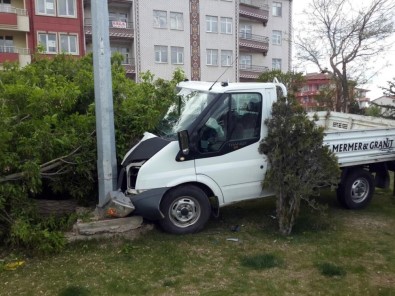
121, 132, 172, 166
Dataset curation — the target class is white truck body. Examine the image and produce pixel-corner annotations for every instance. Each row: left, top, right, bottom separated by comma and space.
314, 112, 395, 167
114, 81, 395, 234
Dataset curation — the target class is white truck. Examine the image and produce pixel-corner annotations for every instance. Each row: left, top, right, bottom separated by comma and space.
112, 81, 395, 234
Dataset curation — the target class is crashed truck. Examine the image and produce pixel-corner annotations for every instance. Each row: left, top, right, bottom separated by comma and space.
107, 81, 395, 234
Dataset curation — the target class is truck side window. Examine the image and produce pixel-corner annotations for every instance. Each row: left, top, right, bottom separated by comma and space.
198, 93, 262, 153
228, 93, 262, 140
198, 97, 229, 152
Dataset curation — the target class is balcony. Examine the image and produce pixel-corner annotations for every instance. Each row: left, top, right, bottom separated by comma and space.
239, 33, 269, 55
0, 47, 31, 67
239, 0, 269, 26
122, 58, 135, 75
239, 64, 269, 80
84, 0, 133, 7
0, 5, 29, 32
84, 18, 134, 41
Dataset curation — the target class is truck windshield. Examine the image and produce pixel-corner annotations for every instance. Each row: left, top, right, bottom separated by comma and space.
156, 88, 218, 139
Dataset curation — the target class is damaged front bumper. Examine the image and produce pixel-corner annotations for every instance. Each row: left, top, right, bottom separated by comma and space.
104, 187, 167, 220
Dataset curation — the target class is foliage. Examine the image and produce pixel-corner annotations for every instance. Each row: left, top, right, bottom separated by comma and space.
259, 97, 340, 235
0, 53, 184, 252
296, 0, 395, 112
258, 70, 305, 98
365, 105, 382, 117
382, 78, 395, 97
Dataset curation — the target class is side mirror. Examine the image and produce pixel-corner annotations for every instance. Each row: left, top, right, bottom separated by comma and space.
178, 130, 190, 155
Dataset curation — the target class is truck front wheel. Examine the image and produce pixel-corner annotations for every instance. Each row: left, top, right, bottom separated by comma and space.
337, 169, 375, 209
159, 185, 211, 234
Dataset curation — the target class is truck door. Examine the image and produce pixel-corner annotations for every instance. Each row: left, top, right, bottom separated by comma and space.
194, 91, 271, 204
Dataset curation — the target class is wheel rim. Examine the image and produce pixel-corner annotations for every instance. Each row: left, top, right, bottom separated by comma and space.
169, 196, 201, 228
350, 177, 370, 203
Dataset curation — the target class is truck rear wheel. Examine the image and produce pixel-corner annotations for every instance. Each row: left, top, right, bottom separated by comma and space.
337, 169, 374, 209
159, 185, 211, 234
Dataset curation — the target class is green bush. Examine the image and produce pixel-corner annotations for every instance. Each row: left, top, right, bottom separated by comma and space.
0, 53, 184, 253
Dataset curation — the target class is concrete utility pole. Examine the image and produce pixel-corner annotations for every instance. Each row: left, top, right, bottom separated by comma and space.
91, 1, 117, 207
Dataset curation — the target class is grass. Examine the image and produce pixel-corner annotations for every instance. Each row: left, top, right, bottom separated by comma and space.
1, 187, 395, 295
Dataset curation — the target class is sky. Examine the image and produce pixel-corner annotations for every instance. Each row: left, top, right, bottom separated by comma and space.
292, 0, 395, 100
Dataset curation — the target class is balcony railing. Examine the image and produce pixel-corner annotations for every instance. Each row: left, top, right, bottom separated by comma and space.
239, 0, 269, 25
0, 5, 28, 16
239, 33, 269, 55
84, 18, 134, 39
122, 58, 136, 74
240, 0, 269, 10
240, 64, 269, 72
0, 47, 30, 65
0, 46, 30, 54
84, 18, 133, 29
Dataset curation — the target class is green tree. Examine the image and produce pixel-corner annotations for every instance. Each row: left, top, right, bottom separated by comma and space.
258, 70, 305, 98
0, 53, 184, 251
259, 97, 340, 235
296, 0, 394, 112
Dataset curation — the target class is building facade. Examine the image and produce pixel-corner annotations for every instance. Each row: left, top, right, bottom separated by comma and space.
131, 0, 293, 82
0, 0, 31, 67
0, 0, 85, 69
1, 0, 292, 82
296, 73, 371, 112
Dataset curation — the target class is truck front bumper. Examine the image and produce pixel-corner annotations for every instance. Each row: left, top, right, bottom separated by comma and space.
129, 187, 168, 220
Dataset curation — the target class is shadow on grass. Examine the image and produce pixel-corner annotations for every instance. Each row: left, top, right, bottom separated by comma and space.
58, 286, 90, 296
241, 253, 284, 270
316, 262, 346, 277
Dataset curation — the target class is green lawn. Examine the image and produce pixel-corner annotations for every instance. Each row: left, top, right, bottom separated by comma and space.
1, 188, 395, 296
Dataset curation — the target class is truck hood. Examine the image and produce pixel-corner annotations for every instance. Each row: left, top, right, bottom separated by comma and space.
121, 132, 172, 166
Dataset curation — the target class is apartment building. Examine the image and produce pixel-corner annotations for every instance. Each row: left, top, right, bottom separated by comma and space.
0, 0, 30, 67
84, 0, 292, 82
0, 0, 84, 68
1, 0, 292, 82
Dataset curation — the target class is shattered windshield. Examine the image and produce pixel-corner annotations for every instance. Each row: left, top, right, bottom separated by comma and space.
156, 88, 217, 139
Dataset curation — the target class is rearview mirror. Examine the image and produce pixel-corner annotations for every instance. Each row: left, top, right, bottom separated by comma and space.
178, 130, 190, 155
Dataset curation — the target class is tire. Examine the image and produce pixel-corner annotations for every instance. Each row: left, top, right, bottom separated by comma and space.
337, 169, 375, 209
158, 185, 211, 234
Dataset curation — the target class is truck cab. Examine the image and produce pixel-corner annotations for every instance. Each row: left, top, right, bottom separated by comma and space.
118, 81, 287, 234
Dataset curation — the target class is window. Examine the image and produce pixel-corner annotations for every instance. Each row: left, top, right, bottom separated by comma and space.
206, 49, 218, 66
60, 34, 77, 54
39, 33, 57, 53
36, 0, 55, 15
206, 16, 218, 33
171, 47, 184, 64
155, 45, 168, 63
240, 55, 252, 69
272, 30, 282, 45
170, 12, 183, 30
272, 2, 282, 17
221, 50, 233, 66
0, 36, 13, 53
153, 10, 167, 28
272, 58, 282, 70
198, 93, 262, 152
220, 17, 232, 34
240, 24, 252, 39
0, 0, 11, 4
58, 0, 75, 17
